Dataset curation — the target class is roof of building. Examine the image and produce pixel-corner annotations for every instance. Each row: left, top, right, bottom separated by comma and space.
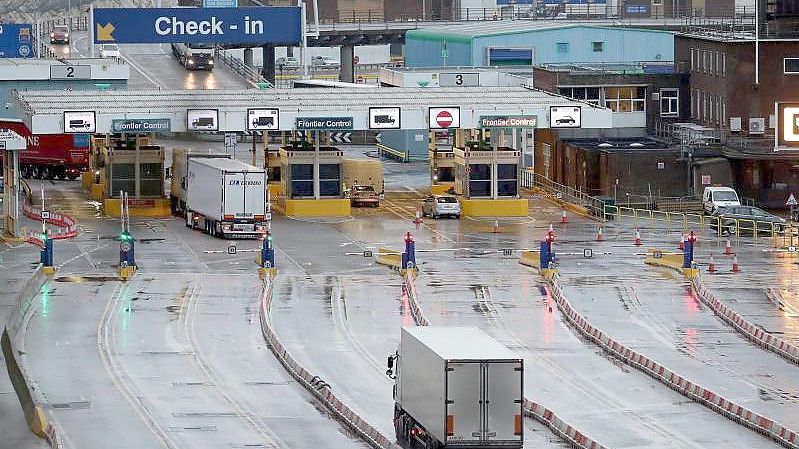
406, 22, 675, 41
538, 62, 678, 74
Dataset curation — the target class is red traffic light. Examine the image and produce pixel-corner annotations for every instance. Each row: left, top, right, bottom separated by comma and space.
687, 231, 697, 243
403, 232, 414, 243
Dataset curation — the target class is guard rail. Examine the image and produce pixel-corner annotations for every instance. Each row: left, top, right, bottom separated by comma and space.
215, 48, 273, 88
401, 273, 611, 449
547, 274, 799, 448
258, 277, 399, 449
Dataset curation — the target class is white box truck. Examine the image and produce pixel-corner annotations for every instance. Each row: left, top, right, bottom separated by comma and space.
387, 327, 523, 449
169, 149, 230, 215
184, 157, 268, 239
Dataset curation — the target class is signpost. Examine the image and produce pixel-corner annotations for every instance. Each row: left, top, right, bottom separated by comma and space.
787, 192, 797, 219
429, 107, 460, 129
93, 7, 302, 45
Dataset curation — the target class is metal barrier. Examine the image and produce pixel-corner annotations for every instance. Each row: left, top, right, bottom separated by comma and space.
215, 49, 272, 87
521, 170, 606, 216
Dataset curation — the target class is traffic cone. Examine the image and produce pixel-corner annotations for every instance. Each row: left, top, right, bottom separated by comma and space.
561, 209, 568, 223
634, 229, 642, 246
548, 223, 554, 232
493, 219, 500, 233
708, 254, 716, 273
414, 207, 422, 225
731, 255, 740, 273
724, 239, 733, 255
678, 233, 685, 250
596, 226, 604, 242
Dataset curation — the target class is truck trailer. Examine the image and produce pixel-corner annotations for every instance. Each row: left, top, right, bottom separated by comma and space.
0, 119, 89, 180
168, 149, 230, 214
179, 157, 268, 239
387, 327, 523, 449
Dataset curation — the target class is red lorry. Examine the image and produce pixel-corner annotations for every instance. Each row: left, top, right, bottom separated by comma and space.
0, 119, 90, 180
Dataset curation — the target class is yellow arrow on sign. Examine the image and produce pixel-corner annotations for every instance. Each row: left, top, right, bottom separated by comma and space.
96, 23, 115, 41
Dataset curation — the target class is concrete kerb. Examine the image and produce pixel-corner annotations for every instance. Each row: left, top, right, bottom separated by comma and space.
401, 273, 610, 449
2, 265, 62, 448
546, 274, 799, 449
258, 277, 400, 449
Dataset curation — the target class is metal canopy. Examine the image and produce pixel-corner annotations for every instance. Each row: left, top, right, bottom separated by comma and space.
14, 86, 612, 134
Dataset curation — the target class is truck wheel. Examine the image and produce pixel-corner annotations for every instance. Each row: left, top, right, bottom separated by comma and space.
67, 173, 78, 181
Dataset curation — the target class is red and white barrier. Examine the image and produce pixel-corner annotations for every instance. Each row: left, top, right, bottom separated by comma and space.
21, 202, 78, 242
403, 273, 609, 449
259, 279, 400, 449
547, 274, 799, 449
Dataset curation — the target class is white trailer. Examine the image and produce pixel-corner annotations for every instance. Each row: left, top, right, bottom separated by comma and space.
169, 149, 230, 214
185, 157, 268, 239
388, 327, 523, 449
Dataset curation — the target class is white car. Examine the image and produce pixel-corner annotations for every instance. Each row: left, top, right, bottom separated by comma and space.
276, 56, 299, 68
99, 44, 120, 59
702, 186, 740, 215
311, 56, 340, 69
421, 195, 461, 219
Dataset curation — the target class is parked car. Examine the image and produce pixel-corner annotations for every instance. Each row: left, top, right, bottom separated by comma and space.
350, 185, 380, 207
50, 25, 69, 44
710, 205, 786, 235
702, 186, 740, 215
99, 44, 120, 59
276, 56, 299, 68
421, 195, 461, 219
311, 56, 340, 69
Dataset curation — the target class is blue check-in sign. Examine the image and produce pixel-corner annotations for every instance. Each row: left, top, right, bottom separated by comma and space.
93, 7, 302, 45
203, 0, 237, 6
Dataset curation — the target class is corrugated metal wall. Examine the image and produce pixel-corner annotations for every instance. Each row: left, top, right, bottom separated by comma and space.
0, 80, 127, 120
473, 27, 674, 65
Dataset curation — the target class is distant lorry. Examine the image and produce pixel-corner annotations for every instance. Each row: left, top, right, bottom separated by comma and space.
0, 119, 89, 180
171, 43, 214, 70
172, 154, 268, 239
387, 327, 524, 449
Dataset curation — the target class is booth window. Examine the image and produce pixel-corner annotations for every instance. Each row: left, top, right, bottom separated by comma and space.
469, 164, 491, 197
497, 164, 518, 197
290, 164, 313, 198
319, 164, 341, 197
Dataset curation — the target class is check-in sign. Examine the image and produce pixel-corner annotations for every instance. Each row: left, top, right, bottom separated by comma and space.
296, 117, 353, 131
479, 115, 537, 128
93, 7, 302, 45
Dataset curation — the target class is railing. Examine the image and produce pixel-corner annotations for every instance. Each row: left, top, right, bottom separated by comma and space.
521, 169, 607, 216
215, 48, 272, 88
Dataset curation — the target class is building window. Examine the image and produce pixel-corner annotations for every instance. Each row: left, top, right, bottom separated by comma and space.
556, 42, 569, 54
703, 92, 709, 121
690, 89, 696, 118
604, 86, 646, 113
690, 48, 695, 71
497, 164, 518, 197
784, 58, 799, 74
469, 164, 492, 197
592, 41, 605, 52
558, 86, 601, 106
715, 52, 721, 76
722, 53, 727, 77
660, 88, 679, 116
703, 51, 709, 73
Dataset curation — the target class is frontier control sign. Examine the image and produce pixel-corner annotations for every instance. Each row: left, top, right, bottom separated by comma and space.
112, 118, 171, 133
295, 117, 353, 131
479, 115, 537, 128
93, 7, 302, 45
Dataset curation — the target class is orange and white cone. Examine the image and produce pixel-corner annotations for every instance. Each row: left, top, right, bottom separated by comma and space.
596, 226, 604, 242
493, 219, 500, 233
634, 229, 642, 246
561, 209, 568, 223
731, 255, 740, 272
724, 239, 733, 255
708, 254, 716, 273
414, 207, 422, 224
548, 223, 554, 232
678, 233, 685, 250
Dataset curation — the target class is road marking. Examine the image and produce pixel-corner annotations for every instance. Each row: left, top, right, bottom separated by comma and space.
119, 52, 163, 88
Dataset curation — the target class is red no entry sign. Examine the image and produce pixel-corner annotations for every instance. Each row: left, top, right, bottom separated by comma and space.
436, 110, 453, 128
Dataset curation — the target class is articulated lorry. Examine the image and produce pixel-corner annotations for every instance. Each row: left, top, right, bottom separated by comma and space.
172, 153, 268, 239
0, 119, 89, 180
387, 327, 524, 449
171, 43, 214, 70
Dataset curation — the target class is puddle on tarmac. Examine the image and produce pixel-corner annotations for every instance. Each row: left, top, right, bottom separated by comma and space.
54, 276, 119, 283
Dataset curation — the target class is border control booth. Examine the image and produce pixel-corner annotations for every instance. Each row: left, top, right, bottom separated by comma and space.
13, 87, 612, 218
1, 130, 26, 237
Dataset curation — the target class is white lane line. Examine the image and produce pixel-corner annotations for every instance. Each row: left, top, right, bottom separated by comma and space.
119, 52, 163, 88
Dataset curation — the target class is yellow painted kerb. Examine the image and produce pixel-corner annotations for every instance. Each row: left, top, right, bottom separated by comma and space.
519, 250, 541, 268
104, 198, 171, 218
283, 199, 351, 217
461, 199, 528, 217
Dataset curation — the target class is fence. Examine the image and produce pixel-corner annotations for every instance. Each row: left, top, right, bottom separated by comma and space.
215, 49, 272, 87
